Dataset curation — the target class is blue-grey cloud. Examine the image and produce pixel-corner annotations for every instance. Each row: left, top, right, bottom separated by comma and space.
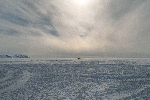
0, 0, 150, 57
1, 12, 29, 26
108, 0, 146, 20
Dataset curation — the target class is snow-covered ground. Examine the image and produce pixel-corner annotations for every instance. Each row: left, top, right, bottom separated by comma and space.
0, 58, 150, 100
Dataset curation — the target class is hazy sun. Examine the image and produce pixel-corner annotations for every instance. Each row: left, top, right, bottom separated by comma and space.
76, 0, 86, 4
75, 0, 90, 5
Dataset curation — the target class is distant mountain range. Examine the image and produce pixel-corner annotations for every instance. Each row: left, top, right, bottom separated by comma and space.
0, 55, 30, 58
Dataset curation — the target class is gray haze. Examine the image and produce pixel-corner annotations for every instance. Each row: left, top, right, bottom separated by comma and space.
0, 0, 150, 58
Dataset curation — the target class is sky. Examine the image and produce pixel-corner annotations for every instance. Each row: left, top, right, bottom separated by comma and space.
0, 0, 150, 58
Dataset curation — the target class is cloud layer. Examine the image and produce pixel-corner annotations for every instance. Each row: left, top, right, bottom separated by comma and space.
0, 0, 150, 57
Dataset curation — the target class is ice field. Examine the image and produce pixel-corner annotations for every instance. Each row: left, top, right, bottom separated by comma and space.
0, 58, 150, 100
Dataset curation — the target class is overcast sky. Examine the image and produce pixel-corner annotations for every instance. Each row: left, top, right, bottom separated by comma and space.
0, 0, 150, 58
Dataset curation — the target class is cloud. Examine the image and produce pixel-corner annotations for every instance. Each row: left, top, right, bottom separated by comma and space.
0, 0, 150, 57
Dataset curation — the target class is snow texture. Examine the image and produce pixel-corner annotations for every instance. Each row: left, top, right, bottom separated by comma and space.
0, 58, 150, 100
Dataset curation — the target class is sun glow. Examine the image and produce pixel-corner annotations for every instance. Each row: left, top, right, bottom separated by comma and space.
76, 0, 86, 4
75, 0, 90, 5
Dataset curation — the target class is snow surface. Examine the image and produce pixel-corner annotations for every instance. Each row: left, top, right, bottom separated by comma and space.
0, 58, 150, 100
